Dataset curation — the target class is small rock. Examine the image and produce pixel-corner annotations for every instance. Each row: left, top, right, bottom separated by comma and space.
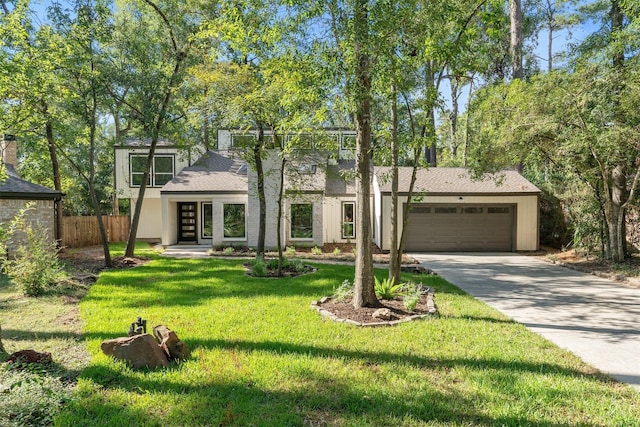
372, 308, 392, 321
6, 349, 52, 365
153, 325, 190, 360
101, 334, 169, 369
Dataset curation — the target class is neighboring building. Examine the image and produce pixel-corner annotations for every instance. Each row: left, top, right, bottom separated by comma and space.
0, 135, 63, 252
114, 130, 540, 252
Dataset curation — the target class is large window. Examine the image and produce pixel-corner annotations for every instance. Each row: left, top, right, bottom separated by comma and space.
231, 134, 256, 149
223, 204, 246, 239
341, 134, 356, 150
130, 154, 174, 187
202, 203, 213, 238
290, 203, 313, 239
342, 202, 355, 239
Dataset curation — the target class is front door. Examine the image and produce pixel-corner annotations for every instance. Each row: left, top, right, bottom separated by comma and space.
178, 202, 197, 243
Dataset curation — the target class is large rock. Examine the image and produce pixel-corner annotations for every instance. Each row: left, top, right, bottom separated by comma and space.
372, 308, 393, 321
101, 334, 169, 369
154, 325, 190, 360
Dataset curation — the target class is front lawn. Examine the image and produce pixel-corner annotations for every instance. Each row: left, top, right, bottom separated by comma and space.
43, 252, 640, 426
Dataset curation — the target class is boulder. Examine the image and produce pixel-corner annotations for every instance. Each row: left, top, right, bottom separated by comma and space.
101, 334, 169, 369
372, 308, 393, 321
153, 325, 190, 360
6, 349, 52, 365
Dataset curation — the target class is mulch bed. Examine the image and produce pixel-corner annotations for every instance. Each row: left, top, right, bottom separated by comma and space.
314, 293, 435, 325
242, 262, 317, 278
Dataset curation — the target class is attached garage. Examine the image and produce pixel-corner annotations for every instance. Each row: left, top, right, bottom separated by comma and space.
373, 167, 540, 252
404, 204, 515, 251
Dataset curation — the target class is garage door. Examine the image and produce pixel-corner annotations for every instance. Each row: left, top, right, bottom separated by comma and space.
404, 204, 514, 252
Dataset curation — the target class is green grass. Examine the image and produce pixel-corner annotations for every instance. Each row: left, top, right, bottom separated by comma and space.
53, 252, 640, 426
3, 243, 640, 426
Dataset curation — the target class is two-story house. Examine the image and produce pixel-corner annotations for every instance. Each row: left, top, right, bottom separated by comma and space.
114, 130, 541, 252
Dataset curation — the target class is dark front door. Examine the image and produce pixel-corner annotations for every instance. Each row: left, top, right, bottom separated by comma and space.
178, 202, 197, 242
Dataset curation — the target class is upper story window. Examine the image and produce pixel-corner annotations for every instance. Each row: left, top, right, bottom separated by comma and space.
231, 134, 257, 149
341, 134, 356, 150
130, 154, 175, 187
286, 134, 314, 150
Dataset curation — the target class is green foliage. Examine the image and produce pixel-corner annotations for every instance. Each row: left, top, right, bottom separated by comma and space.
285, 246, 296, 257
3, 205, 65, 297
250, 259, 268, 277
402, 282, 425, 312
332, 247, 341, 255
374, 276, 404, 300
0, 367, 73, 427
222, 246, 235, 255
332, 279, 354, 302
311, 245, 322, 255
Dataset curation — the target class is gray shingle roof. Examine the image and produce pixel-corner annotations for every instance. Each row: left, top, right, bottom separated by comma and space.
161, 151, 247, 193
374, 167, 540, 195
116, 138, 175, 148
0, 164, 62, 200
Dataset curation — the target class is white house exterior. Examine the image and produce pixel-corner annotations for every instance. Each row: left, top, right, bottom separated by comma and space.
113, 131, 540, 252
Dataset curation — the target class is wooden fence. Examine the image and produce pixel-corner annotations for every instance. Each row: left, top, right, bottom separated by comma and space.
62, 215, 130, 248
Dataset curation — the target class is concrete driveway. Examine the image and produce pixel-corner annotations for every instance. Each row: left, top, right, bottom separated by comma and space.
410, 253, 640, 390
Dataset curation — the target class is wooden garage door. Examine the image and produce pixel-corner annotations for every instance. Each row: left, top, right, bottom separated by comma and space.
404, 204, 514, 252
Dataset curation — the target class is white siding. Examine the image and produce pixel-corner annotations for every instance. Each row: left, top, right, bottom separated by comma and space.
133, 198, 162, 240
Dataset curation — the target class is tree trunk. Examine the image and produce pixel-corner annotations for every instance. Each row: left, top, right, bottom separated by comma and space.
510, 0, 523, 80
388, 79, 401, 284
449, 75, 460, 159
44, 119, 63, 246
254, 125, 266, 259
276, 136, 285, 276
352, 0, 379, 309
610, 165, 627, 262
425, 61, 437, 167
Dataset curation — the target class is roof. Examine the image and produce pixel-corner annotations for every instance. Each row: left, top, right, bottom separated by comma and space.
0, 164, 63, 200
161, 151, 247, 193
374, 167, 540, 195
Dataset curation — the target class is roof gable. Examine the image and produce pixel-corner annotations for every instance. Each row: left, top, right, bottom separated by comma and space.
0, 164, 62, 200
161, 151, 247, 193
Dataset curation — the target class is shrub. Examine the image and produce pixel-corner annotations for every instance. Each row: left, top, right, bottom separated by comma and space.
285, 246, 296, 257
374, 276, 404, 300
311, 246, 322, 255
266, 258, 280, 270
332, 247, 341, 256
333, 279, 354, 302
290, 258, 307, 273
222, 246, 235, 255
251, 259, 268, 277
4, 206, 64, 297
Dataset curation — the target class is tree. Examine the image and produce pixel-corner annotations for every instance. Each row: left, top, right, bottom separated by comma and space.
116, 0, 195, 258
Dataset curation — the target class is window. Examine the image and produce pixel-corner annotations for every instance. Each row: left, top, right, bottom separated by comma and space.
130, 154, 174, 187
287, 134, 314, 149
488, 207, 510, 214
463, 207, 483, 214
342, 202, 355, 239
202, 203, 213, 238
223, 204, 246, 239
342, 134, 356, 150
291, 203, 313, 239
231, 134, 256, 148
435, 207, 457, 214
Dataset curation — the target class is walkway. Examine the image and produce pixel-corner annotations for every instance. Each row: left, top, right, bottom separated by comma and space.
410, 253, 640, 390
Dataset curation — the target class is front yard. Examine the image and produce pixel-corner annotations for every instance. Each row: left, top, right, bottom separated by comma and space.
2, 245, 640, 426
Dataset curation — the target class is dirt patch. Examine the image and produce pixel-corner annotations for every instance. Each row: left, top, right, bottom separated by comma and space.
59, 246, 149, 277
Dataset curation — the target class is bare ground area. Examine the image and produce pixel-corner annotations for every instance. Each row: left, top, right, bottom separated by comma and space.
59, 246, 149, 278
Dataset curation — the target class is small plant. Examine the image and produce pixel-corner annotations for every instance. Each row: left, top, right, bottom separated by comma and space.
251, 259, 268, 277
4, 205, 65, 296
333, 279, 354, 302
402, 282, 425, 311
285, 246, 296, 257
291, 258, 307, 273
222, 246, 235, 255
266, 258, 280, 270
332, 247, 341, 256
374, 276, 404, 300
351, 247, 357, 256
311, 246, 322, 255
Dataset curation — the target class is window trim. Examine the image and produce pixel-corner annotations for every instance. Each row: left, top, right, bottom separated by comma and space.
201, 202, 213, 239
231, 133, 257, 149
341, 134, 356, 150
290, 203, 314, 240
341, 202, 355, 239
222, 203, 247, 241
129, 154, 175, 188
